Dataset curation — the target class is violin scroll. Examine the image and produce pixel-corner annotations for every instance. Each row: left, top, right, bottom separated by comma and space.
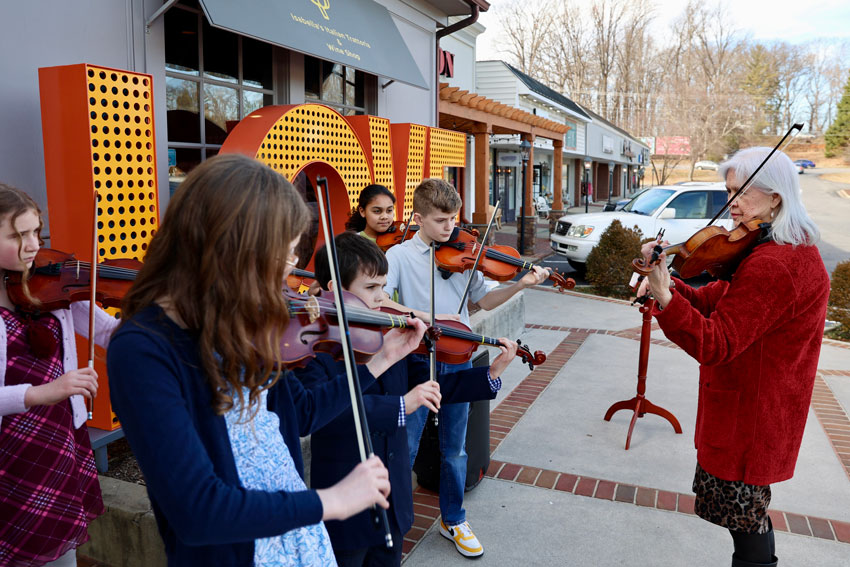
548, 269, 576, 292
516, 339, 546, 371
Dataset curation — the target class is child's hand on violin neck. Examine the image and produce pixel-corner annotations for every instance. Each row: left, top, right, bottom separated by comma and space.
405, 380, 441, 414
520, 265, 550, 287
318, 455, 391, 521
24, 367, 98, 409
489, 338, 518, 379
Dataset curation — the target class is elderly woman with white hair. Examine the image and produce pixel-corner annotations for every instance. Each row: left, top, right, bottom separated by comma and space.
638, 147, 829, 567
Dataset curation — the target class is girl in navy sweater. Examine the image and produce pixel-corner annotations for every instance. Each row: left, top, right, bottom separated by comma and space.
108, 154, 426, 566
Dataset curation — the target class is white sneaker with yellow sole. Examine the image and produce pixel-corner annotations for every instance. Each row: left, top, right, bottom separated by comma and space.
439, 520, 484, 558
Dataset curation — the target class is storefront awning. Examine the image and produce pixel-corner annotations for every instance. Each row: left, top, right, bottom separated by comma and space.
198, 0, 428, 89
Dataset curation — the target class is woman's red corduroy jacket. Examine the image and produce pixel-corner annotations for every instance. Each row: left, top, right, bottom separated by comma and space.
653, 241, 829, 485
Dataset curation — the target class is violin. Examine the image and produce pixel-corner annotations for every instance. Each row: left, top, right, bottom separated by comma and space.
280, 287, 385, 368
286, 267, 316, 293
375, 221, 480, 252
381, 307, 546, 370
375, 221, 419, 251
631, 219, 769, 280
5, 248, 141, 314
631, 123, 802, 288
435, 228, 576, 292
280, 289, 547, 371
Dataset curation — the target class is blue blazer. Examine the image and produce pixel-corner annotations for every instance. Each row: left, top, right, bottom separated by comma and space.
294, 353, 495, 551
108, 305, 376, 567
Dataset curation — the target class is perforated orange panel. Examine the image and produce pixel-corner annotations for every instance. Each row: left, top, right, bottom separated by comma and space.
85, 66, 159, 260
391, 124, 427, 220
428, 127, 466, 179
39, 63, 160, 431
253, 104, 372, 209
368, 117, 394, 189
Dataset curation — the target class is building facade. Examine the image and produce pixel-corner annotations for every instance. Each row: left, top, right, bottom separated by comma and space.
0, 0, 488, 232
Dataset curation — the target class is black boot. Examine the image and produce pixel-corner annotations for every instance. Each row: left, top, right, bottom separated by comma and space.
731, 555, 778, 567
730, 525, 777, 566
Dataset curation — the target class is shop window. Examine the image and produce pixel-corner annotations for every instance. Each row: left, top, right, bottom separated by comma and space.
165, 2, 282, 185
304, 55, 373, 116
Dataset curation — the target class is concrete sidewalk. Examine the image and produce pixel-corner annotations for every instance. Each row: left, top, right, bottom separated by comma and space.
402, 287, 850, 565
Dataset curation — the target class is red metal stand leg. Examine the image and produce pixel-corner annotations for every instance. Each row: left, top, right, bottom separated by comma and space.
603, 300, 682, 449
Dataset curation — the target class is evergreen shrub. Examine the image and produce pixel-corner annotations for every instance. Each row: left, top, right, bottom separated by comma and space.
586, 220, 644, 298
828, 260, 850, 340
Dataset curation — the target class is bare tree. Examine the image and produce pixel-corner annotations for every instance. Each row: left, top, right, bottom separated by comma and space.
823, 41, 850, 131
543, 1, 593, 108
589, 0, 627, 119
495, 0, 553, 78
771, 42, 807, 133
802, 40, 830, 134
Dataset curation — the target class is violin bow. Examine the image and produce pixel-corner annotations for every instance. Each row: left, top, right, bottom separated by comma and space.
708, 123, 803, 226
456, 199, 500, 314
86, 191, 99, 420
428, 240, 439, 427
315, 176, 393, 549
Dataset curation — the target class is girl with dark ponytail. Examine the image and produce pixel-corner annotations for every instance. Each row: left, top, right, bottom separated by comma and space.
345, 184, 396, 240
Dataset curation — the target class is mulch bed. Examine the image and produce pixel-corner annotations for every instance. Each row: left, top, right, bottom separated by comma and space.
101, 437, 146, 485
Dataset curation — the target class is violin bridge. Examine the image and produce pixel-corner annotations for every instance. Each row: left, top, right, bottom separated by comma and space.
305, 296, 320, 323
76, 261, 80, 280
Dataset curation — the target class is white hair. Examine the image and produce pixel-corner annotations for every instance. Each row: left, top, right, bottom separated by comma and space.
718, 147, 819, 246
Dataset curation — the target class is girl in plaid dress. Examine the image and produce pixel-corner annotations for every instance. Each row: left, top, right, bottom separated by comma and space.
0, 184, 118, 567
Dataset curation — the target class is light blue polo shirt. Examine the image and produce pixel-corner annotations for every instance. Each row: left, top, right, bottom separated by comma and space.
384, 233, 488, 326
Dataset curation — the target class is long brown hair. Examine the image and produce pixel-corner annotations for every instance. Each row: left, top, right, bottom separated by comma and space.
0, 183, 44, 305
121, 154, 310, 415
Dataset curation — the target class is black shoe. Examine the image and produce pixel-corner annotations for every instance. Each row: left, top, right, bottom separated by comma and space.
731, 554, 778, 567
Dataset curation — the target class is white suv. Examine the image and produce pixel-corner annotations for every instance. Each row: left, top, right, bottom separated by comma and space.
550, 184, 732, 271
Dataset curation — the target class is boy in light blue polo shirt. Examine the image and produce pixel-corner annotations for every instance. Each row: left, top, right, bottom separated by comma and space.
383, 178, 548, 558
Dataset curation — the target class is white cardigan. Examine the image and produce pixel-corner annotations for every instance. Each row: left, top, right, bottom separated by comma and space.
0, 301, 119, 430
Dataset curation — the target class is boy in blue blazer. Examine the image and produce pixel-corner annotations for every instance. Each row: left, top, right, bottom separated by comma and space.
294, 232, 516, 566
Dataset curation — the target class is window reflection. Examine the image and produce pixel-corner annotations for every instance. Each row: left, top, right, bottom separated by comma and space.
165, 9, 199, 75
304, 56, 369, 116
165, 77, 200, 143
204, 84, 238, 144
203, 21, 238, 84
243, 37, 273, 89
244, 91, 273, 116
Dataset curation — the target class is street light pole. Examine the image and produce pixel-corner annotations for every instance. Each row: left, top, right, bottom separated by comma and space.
583, 159, 592, 214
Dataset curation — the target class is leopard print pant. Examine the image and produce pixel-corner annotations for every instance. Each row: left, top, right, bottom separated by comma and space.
692, 463, 771, 534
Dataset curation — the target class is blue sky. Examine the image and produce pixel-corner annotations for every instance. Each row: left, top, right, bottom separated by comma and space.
476, 0, 850, 61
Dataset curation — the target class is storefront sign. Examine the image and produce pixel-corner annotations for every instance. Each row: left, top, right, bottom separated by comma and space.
602, 134, 614, 154
497, 152, 521, 167
199, 0, 427, 88
438, 48, 455, 78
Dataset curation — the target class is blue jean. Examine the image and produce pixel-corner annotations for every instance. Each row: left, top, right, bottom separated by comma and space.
407, 359, 472, 526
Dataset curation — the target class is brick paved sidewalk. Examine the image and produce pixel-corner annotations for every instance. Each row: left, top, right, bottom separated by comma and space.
403, 288, 850, 565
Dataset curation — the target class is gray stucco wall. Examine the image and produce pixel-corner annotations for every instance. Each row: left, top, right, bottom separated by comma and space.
0, 0, 168, 234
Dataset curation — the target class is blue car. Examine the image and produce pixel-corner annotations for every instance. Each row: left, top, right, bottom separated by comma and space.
794, 159, 815, 168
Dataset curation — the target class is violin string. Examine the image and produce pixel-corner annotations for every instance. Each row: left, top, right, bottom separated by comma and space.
286, 302, 504, 346
57, 261, 138, 279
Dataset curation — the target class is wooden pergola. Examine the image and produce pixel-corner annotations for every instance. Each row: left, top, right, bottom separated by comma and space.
438, 82, 570, 253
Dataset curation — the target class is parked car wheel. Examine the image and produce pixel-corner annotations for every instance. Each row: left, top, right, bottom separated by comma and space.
567, 260, 586, 274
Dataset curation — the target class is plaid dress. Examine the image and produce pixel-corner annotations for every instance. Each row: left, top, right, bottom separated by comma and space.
0, 308, 103, 567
